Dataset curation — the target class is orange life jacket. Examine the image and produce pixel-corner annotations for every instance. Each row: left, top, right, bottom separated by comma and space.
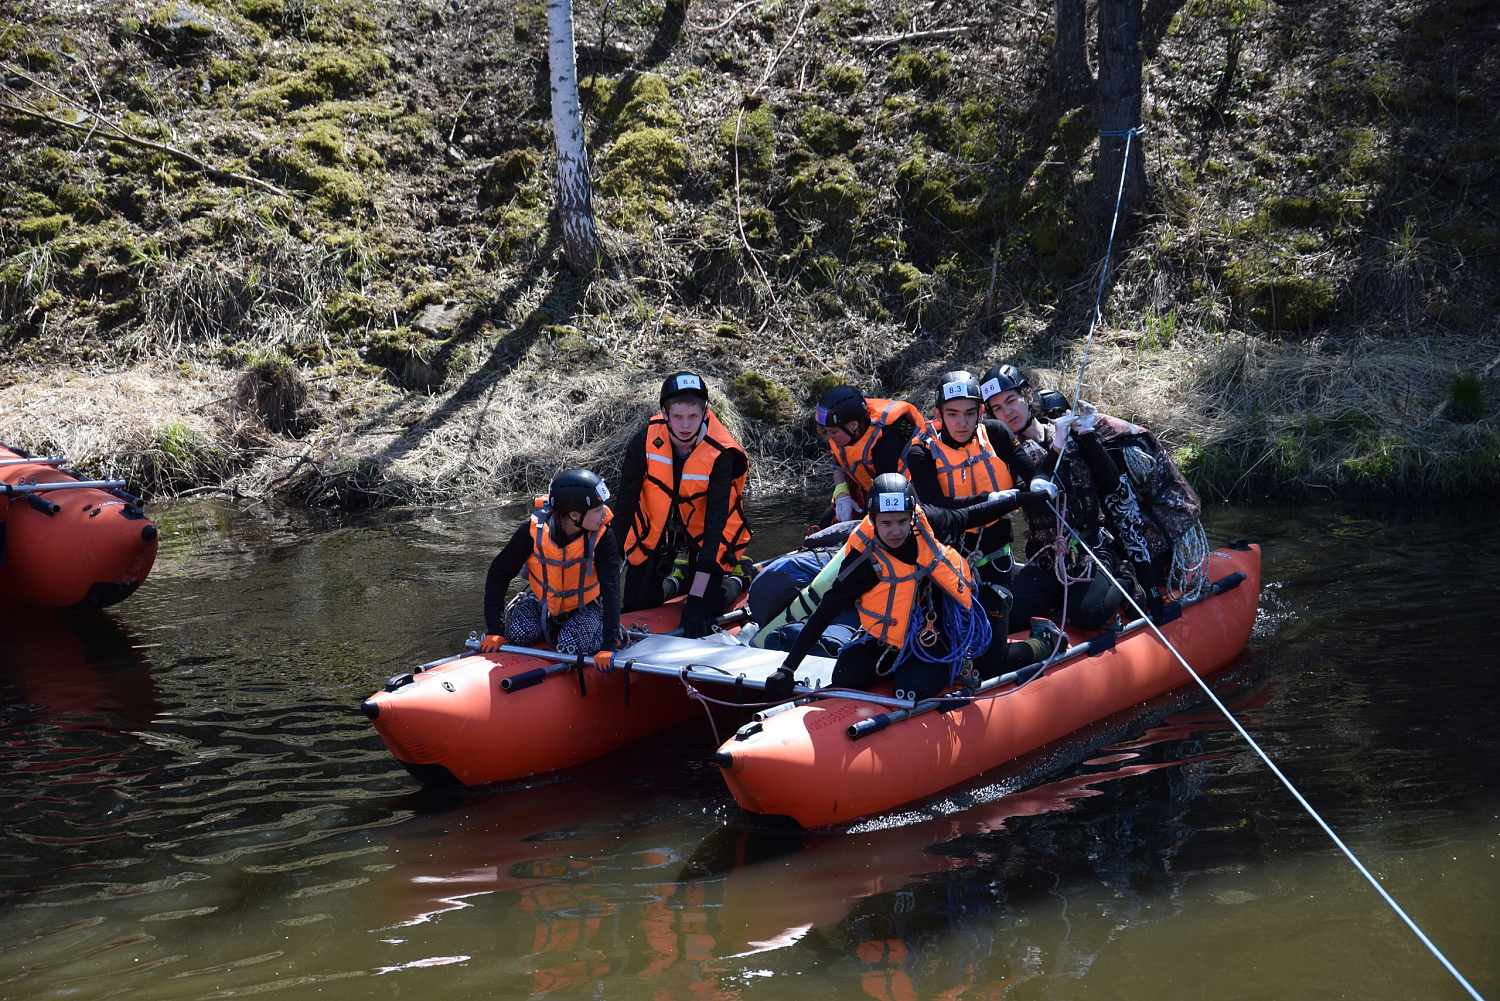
916, 421, 1015, 499
842, 508, 974, 649
624, 411, 751, 571
830, 398, 928, 504
525, 499, 615, 617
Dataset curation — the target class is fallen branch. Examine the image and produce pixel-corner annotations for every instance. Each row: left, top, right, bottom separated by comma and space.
847, 25, 974, 46
0, 63, 294, 199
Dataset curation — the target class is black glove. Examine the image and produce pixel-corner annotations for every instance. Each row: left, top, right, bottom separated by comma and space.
764, 667, 796, 701
679, 595, 710, 638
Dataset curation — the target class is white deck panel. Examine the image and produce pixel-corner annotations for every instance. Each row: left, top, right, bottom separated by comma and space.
616, 634, 838, 690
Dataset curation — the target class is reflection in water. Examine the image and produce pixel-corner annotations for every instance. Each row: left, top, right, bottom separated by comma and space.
0, 600, 158, 730
0, 500, 1496, 1000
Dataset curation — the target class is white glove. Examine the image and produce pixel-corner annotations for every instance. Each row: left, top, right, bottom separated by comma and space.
1051, 411, 1076, 449
1029, 477, 1058, 501
1074, 400, 1098, 434
834, 493, 855, 522
986, 489, 1019, 505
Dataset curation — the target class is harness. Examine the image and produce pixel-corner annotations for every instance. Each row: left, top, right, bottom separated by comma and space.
830, 398, 926, 502
524, 501, 614, 633
625, 412, 751, 571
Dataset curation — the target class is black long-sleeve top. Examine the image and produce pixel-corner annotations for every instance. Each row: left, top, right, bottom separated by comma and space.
611, 423, 747, 575
854, 414, 922, 485
484, 516, 623, 645
781, 492, 1028, 671
905, 418, 1041, 556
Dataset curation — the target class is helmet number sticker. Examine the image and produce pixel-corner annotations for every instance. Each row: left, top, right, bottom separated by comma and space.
980, 378, 1002, 399
878, 493, 908, 511
596, 482, 611, 501
675, 374, 703, 390
943, 381, 968, 399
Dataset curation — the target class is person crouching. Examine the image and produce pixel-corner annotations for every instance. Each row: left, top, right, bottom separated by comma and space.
479, 469, 621, 655
767, 474, 1059, 703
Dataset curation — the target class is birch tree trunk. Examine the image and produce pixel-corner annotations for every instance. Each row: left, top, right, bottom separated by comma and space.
548, 0, 598, 272
1095, 0, 1146, 218
1051, 0, 1093, 103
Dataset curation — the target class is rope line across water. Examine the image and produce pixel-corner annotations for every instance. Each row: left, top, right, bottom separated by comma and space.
1042, 501, 1487, 1001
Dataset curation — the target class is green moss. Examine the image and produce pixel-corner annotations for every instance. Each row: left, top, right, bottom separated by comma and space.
889, 51, 946, 92
1266, 196, 1325, 227
896, 154, 986, 232
888, 261, 924, 303
17, 214, 74, 243
823, 64, 865, 93
786, 157, 872, 234
478, 149, 539, 206
719, 99, 774, 178
1431, 223, 1498, 255
1453, 141, 1500, 165
1339, 127, 1396, 184
234, 0, 285, 19
20, 46, 58, 70
1223, 256, 1338, 331
798, 108, 862, 157
730, 372, 796, 423
807, 373, 843, 403
1448, 371, 1484, 422
603, 127, 688, 230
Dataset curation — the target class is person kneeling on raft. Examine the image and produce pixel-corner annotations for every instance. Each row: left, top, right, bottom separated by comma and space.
812, 384, 926, 528
478, 469, 622, 656
765, 474, 1063, 703
612, 372, 753, 638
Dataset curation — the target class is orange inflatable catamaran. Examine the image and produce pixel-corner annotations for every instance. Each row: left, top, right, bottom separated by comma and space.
715, 542, 1262, 827
363, 543, 1260, 825
0, 444, 158, 608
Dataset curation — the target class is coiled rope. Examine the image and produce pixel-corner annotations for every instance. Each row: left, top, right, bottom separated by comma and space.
896, 584, 993, 685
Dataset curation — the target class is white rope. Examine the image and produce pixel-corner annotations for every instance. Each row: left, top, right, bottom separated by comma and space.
1045, 501, 1488, 1001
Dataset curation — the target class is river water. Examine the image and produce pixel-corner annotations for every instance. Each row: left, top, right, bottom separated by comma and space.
1, 498, 1496, 1000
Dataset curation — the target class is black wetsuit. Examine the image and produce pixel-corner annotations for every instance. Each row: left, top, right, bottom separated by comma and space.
781, 493, 1044, 701
483, 517, 623, 646
612, 424, 748, 615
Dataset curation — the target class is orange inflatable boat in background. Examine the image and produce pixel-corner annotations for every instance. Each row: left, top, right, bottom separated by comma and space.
0, 444, 158, 609
714, 544, 1262, 827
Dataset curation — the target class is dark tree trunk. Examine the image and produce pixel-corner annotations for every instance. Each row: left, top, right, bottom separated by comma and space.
1051, 0, 1093, 103
1095, 0, 1146, 218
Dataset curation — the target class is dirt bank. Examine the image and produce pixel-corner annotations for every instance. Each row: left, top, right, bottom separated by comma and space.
2, 0, 1498, 504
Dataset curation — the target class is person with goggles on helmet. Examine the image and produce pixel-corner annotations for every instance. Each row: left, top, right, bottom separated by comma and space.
764, 473, 1063, 703
613, 372, 752, 638
812, 384, 926, 528
478, 468, 622, 656
905, 369, 1058, 635
982, 364, 1199, 629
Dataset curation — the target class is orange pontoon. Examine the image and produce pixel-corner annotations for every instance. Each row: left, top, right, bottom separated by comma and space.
715, 543, 1262, 827
363, 603, 712, 786
0, 444, 158, 609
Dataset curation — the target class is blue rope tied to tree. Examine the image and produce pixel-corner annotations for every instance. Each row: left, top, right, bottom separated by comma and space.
1071, 125, 1142, 406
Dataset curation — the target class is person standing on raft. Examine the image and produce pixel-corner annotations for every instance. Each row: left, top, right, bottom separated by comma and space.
613, 372, 752, 638
904, 369, 1056, 635
765, 474, 1063, 703
479, 469, 622, 656
812, 384, 926, 527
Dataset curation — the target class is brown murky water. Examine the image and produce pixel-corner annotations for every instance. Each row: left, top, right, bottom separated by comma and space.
2, 498, 1497, 1000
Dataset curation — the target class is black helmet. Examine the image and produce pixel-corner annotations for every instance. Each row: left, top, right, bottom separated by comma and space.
815, 385, 868, 427
868, 473, 917, 520
660, 371, 710, 409
980, 363, 1029, 402
548, 468, 610, 514
1032, 389, 1071, 421
935, 370, 982, 409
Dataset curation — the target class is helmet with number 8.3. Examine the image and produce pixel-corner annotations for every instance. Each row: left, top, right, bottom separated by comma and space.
934, 370, 983, 409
